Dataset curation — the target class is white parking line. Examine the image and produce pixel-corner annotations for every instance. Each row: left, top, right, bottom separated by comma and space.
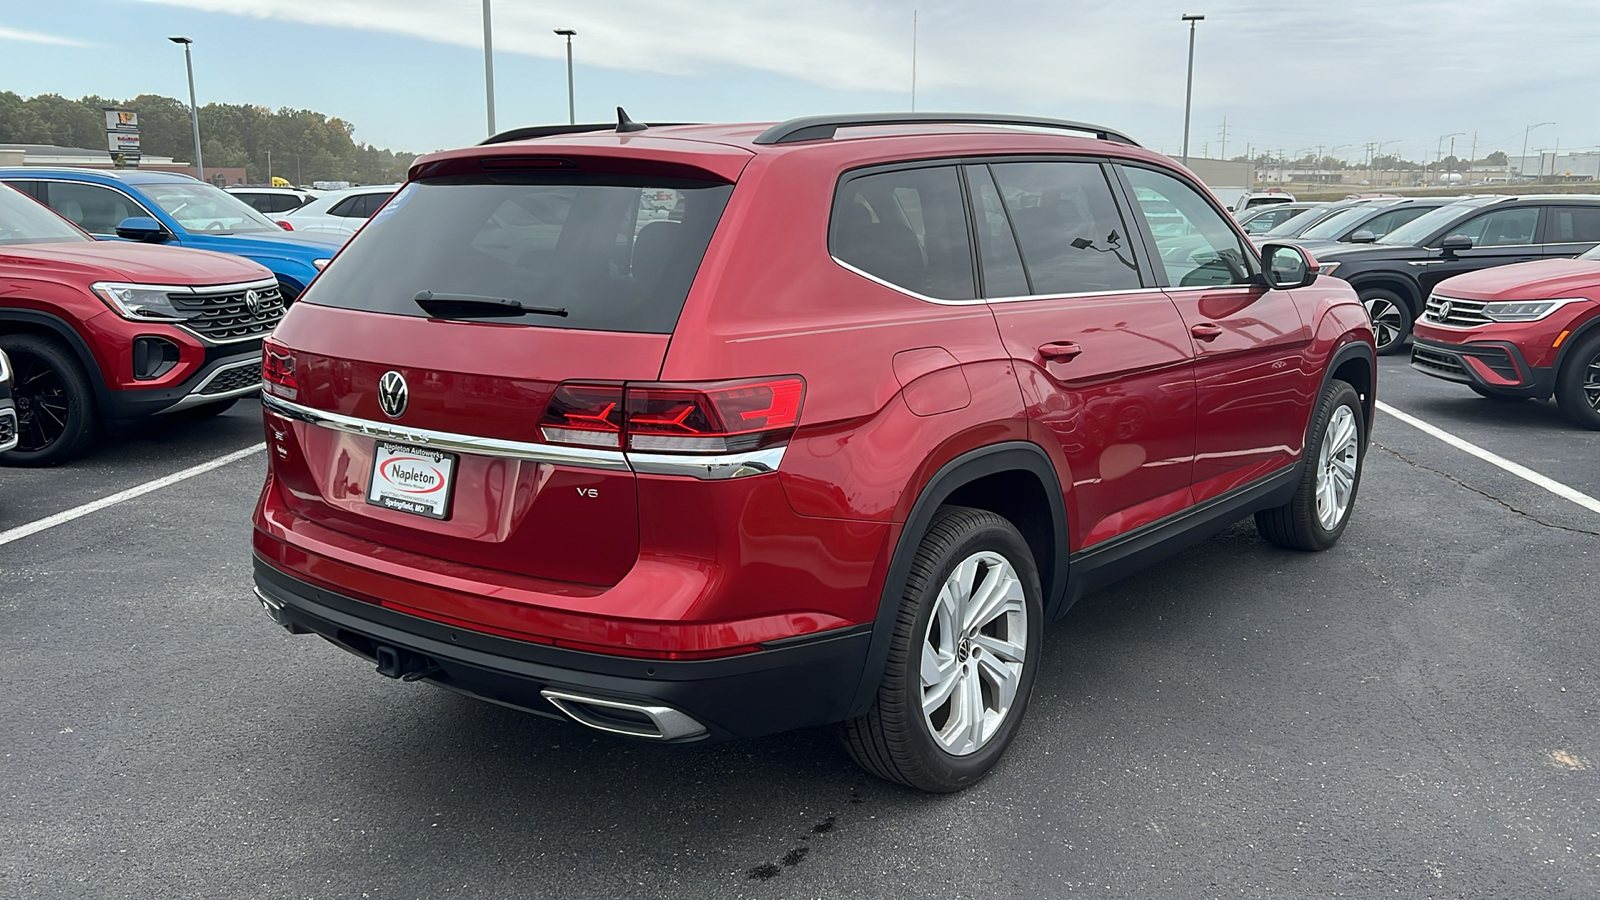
0, 443, 266, 548
1376, 400, 1600, 515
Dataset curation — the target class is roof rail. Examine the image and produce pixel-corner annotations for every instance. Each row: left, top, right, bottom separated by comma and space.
752, 113, 1140, 147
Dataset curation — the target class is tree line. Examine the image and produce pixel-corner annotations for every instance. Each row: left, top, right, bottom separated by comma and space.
0, 91, 417, 185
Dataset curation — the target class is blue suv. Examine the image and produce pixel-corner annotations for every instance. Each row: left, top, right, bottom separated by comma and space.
0, 168, 342, 301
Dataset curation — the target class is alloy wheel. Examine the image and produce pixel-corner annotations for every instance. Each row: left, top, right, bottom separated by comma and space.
1364, 297, 1403, 351
11, 352, 70, 452
920, 550, 1028, 756
1584, 352, 1600, 412
1316, 405, 1359, 531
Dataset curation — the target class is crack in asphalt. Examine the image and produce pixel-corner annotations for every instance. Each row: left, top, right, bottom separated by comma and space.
1372, 441, 1600, 538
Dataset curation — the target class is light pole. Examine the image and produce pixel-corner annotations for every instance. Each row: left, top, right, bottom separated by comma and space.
555, 29, 577, 125
482, 0, 496, 135
1521, 122, 1554, 182
168, 37, 204, 183
1180, 14, 1204, 166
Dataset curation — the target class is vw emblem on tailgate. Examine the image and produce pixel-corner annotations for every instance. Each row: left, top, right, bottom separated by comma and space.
377, 371, 408, 419
243, 289, 263, 315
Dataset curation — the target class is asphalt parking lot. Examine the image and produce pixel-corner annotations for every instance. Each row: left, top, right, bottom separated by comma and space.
2, 359, 1597, 899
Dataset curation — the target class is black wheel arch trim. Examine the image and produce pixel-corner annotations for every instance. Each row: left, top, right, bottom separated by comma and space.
0, 308, 110, 408
845, 441, 1069, 718
1553, 313, 1600, 377
1347, 275, 1423, 314
1320, 338, 1377, 436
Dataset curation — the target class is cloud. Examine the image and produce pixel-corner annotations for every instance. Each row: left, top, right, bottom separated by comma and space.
127, 0, 1600, 156
0, 25, 95, 47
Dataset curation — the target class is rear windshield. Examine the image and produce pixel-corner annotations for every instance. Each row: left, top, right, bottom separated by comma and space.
301, 176, 735, 333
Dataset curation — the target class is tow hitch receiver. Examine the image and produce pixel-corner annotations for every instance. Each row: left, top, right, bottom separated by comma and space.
373, 645, 442, 682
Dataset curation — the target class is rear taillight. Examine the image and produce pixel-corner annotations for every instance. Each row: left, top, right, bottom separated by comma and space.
540, 377, 805, 455
262, 337, 297, 400
539, 383, 625, 448
276, 220, 293, 230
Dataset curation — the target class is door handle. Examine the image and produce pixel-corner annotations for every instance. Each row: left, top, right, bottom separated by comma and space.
1190, 323, 1224, 342
1038, 341, 1083, 362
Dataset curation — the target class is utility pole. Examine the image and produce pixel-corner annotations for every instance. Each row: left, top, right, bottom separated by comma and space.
1218, 116, 1228, 160
1180, 14, 1204, 166
1522, 122, 1554, 182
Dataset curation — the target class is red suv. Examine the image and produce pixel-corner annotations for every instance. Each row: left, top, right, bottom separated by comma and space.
1411, 246, 1600, 428
252, 113, 1376, 791
0, 184, 285, 465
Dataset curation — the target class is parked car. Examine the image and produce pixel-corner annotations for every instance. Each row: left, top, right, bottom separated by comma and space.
275, 184, 399, 239
1236, 202, 1320, 235
1284, 198, 1454, 248
1254, 198, 1403, 244
0, 348, 16, 454
226, 186, 319, 216
1228, 188, 1296, 213
251, 112, 1375, 792
1411, 246, 1600, 428
1314, 195, 1600, 354
0, 182, 284, 465
0, 168, 341, 302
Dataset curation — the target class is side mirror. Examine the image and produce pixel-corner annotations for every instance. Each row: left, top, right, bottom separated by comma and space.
1261, 242, 1319, 290
114, 216, 169, 243
1439, 234, 1474, 255
1347, 229, 1377, 243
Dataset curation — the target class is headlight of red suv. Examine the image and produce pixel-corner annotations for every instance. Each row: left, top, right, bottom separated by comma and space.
90, 282, 190, 322
1480, 297, 1591, 323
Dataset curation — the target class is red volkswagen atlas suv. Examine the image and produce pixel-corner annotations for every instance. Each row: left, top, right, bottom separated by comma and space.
0, 183, 285, 464
1411, 244, 1600, 428
252, 112, 1376, 791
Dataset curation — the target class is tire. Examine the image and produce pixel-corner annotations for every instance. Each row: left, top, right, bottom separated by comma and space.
0, 334, 99, 466
1469, 385, 1530, 401
1554, 331, 1600, 430
1361, 289, 1413, 356
170, 397, 238, 421
842, 506, 1044, 792
1255, 379, 1365, 551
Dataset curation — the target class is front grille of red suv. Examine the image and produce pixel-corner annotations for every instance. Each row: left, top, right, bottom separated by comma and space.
167, 282, 286, 343
1423, 295, 1492, 328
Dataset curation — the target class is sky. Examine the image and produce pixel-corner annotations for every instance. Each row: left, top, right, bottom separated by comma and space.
3, 0, 1598, 164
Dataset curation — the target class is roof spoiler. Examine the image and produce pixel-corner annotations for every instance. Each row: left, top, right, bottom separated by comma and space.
480, 108, 692, 145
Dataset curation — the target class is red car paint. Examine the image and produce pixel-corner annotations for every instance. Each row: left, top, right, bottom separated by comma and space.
1, 184, 282, 462
251, 118, 1375, 741
1412, 257, 1600, 393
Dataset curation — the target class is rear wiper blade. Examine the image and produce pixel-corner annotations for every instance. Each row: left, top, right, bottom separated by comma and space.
412, 290, 567, 318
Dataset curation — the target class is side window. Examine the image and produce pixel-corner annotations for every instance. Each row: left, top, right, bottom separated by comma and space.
1362, 207, 1425, 239
1122, 166, 1256, 287
1548, 207, 1600, 243
830, 165, 975, 301
328, 197, 362, 218
4, 180, 45, 201
963, 165, 1030, 297
988, 161, 1139, 294
1447, 208, 1539, 247
43, 182, 141, 235
266, 194, 295, 213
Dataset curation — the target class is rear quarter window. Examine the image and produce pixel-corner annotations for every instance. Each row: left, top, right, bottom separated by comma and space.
300, 176, 734, 333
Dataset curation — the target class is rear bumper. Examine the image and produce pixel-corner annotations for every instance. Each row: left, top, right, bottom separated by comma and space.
252, 558, 872, 742
1409, 337, 1556, 398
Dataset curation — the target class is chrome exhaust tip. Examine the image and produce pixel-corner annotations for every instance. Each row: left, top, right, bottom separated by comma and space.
540, 689, 707, 741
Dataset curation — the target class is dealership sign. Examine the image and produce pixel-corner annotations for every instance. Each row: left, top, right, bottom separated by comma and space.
104, 108, 141, 167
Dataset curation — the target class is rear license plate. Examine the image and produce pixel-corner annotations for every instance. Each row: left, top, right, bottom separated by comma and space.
367, 441, 457, 520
